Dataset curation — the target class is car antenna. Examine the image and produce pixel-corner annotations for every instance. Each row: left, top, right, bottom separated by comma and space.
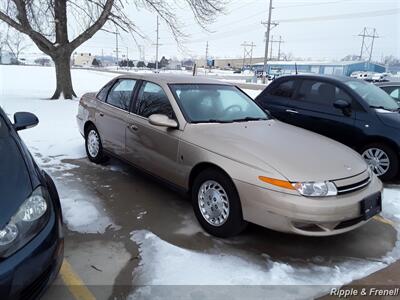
295, 62, 298, 75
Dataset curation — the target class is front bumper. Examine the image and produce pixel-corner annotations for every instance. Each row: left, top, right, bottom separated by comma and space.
0, 205, 64, 300
235, 174, 383, 236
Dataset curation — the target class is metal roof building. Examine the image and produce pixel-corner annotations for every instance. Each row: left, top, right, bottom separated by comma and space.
252, 60, 386, 76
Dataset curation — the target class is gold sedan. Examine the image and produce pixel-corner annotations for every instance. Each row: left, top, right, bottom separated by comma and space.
77, 74, 382, 237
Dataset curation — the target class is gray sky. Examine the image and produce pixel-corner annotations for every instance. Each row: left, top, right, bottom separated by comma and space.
36, 0, 400, 61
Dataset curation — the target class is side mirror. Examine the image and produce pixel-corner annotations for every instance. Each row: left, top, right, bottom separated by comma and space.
13, 112, 39, 131
148, 114, 178, 128
333, 99, 350, 110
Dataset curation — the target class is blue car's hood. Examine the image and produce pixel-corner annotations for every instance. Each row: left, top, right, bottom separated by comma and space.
0, 135, 32, 229
376, 109, 400, 130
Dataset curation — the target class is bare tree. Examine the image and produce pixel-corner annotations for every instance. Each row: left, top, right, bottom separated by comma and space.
5, 28, 28, 62
0, 0, 225, 99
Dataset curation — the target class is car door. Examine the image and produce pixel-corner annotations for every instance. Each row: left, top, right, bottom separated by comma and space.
124, 81, 182, 184
256, 79, 299, 122
95, 78, 137, 156
287, 79, 357, 145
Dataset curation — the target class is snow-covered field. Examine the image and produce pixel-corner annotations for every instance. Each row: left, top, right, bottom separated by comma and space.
1, 65, 400, 299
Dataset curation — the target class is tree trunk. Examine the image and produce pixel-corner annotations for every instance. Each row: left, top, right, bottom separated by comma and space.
51, 51, 76, 99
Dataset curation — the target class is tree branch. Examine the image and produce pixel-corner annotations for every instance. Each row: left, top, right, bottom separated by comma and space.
69, 0, 114, 50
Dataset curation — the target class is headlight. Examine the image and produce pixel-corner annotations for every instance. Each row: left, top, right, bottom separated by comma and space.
292, 181, 337, 197
0, 186, 50, 258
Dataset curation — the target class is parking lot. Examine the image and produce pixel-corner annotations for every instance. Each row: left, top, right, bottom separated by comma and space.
1, 65, 400, 300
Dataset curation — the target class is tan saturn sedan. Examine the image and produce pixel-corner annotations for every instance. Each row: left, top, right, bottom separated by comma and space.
77, 73, 383, 237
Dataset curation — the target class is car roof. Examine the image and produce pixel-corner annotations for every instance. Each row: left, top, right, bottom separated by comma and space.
275, 74, 352, 82
114, 73, 233, 85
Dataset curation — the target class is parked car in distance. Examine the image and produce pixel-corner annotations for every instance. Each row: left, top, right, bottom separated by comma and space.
77, 74, 382, 238
376, 81, 400, 104
0, 107, 63, 300
255, 74, 400, 181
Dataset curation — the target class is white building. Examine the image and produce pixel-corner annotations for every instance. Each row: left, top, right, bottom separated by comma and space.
73, 53, 94, 66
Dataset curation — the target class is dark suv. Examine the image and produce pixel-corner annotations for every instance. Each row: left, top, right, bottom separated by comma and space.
255, 74, 400, 181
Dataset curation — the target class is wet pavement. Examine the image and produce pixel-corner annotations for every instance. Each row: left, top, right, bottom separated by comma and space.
41, 156, 399, 300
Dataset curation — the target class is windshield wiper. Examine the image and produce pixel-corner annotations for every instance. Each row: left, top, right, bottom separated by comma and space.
231, 117, 268, 122
192, 119, 234, 124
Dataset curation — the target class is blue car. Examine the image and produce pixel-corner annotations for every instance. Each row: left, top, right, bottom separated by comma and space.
0, 107, 63, 299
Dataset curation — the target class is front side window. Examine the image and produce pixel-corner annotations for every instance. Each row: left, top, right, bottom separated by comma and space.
345, 80, 399, 111
136, 82, 174, 118
296, 80, 352, 106
269, 80, 296, 98
170, 84, 267, 123
106, 79, 136, 111
381, 86, 400, 101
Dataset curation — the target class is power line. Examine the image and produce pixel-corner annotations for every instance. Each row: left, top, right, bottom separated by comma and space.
276, 8, 400, 23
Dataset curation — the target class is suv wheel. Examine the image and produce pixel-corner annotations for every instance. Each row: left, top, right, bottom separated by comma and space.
361, 143, 398, 181
191, 168, 247, 237
85, 125, 107, 163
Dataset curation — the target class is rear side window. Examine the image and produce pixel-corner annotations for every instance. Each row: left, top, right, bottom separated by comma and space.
296, 80, 352, 106
268, 80, 296, 98
135, 82, 174, 118
97, 81, 114, 101
106, 79, 137, 111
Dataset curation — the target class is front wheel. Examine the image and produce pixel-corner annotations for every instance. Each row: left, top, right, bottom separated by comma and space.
191, 168, 247, 238
361, 143, 398, 181
85, 125, 107, 163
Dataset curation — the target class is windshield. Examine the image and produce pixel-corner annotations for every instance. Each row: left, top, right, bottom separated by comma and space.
170, 84, 268, 123
0, 115, 9, 138
345, 80, 400, 111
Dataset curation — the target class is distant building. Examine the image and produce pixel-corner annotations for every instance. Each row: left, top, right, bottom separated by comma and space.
166, 59, 182, 70
252, 60, 386, 77
0, 51, 16, 64
73, 53, 94, 66
195, 57, 265, 69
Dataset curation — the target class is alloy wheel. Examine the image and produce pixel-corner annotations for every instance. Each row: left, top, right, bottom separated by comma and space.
198, 180, 230, 227
362, 148, 390, 176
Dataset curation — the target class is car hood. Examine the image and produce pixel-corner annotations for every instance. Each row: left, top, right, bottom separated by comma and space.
0, 136, 32, 229
184, 120, 367, 182
375, 109, 400, 129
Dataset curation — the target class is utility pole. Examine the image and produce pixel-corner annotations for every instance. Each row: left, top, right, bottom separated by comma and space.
154, 15, 161, 70
358, 27, 379, 62
115, 28, 119, 69
261, 0, 278, 83
277, 36, 283, 61
126, 47, 129, 69
205, 41, 209, 75
269, 36, 284, 61
241, 41, 256, 69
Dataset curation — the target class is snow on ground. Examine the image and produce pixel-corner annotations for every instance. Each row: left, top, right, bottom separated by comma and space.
0, 65, 117, 233
129, 187, 400, 300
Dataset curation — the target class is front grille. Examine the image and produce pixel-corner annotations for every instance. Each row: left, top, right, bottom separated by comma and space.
335, 171, 371, 195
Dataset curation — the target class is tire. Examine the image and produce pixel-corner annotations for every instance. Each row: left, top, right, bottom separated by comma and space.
360, 143, 399, 181
85, 124, 107, 163
191, 168, 247, 238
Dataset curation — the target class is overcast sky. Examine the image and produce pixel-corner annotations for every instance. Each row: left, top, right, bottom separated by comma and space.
31, 0, 400, 62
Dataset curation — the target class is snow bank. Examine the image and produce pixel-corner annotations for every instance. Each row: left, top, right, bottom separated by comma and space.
129, 187, 400, 299
0, 65, 115, 167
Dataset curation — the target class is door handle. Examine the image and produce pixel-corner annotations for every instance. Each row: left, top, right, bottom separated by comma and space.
285, 109, 299, 114
129, 124, 138, 131
99, 112, 104, 117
